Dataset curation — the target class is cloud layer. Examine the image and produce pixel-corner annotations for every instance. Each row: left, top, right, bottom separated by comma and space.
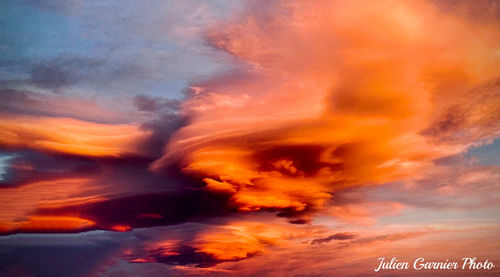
1, 0, 500, 276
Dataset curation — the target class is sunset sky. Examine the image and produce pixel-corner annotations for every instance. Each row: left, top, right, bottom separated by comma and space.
1, 0, 500, 276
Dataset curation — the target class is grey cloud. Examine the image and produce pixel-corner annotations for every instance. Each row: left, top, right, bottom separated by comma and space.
311, 232, 357, 245
133, 94, 181, 112
19, 0, 84, 15
30, 64, 70, 90
0, 88, 125, 124
0, 232, 124, 277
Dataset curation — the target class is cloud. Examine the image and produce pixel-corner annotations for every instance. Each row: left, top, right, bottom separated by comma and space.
19, 0, 84, 15
0, 90, 187, 235
0, 89, 125, 124
1, 1, 500, 275
422, 78, 500, 144
122, 220, 320, 268
30, 64, 70, 91
0, 230, 135, 277
0, 114, 151, 157
310, 232, 356, 245
361, 165, 500, 211
0, 177, 103, 233
152, 0, 500, 223
133, 95, 181, 113
196, 223, 500, 276
4, 190, 227, 234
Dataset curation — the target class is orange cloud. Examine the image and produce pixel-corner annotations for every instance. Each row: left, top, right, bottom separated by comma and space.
0, 114, 151, 157
152, 0, 500, 220
0, 216, 96, 234
1, 2, 499, 275
0, 178, 104, 233
190, 222, 290, 261
193, 227, 266, 261
327, 201, 406, 225
131, 220, 319, 268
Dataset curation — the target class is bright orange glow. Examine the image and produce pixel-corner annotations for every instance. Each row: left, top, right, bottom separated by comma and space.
129, 258, 155, 263
191, 222, 298, 261
0, 114, 150, 157
0, 178, 100, 224
110, 224, 132, 232
0, 216, 95, 233
195, 230, 263, 261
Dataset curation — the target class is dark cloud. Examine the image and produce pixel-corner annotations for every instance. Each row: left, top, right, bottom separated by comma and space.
0, 87, 128, 124
0, 56, 107, 91
137, 113, 187, 159
310, 232, 357, 245
134, 245, 223, 268
0, 89, 41, 115
0, 233, 121, 277
132, 95, 185, 159
28, 56, 151, 93
133, 95, 181, 112
25, 190, 229, 234
19, 0, 83, 15
0, 150, 98, 188
253, 144, 328, 177
30, 64, 70, 91
134, 95, 159, 112
0, 54, 168, 95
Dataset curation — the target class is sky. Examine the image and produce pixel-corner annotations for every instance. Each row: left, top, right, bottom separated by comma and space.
0, 0, 499, 276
